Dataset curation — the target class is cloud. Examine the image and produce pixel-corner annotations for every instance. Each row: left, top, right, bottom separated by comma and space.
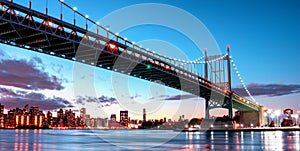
75, 95, 118, 107
148, 94, 170, 100
0, 50, 5, 57
233, 83, 300, 97
0, 87, 73, 110
50, 62, 63, 74
0, 57, 64, 91
130, 93, 141, 99
165, 94, 198, 100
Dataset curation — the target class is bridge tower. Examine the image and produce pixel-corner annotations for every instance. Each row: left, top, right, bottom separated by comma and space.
204, 46, 233, 120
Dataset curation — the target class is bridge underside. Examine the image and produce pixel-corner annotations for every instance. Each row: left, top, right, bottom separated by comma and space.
232, 100, 259, 112
0, 1, 261, 117
0, 6, 224, 101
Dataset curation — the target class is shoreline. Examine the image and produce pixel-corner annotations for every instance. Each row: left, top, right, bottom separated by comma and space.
180, 127, 300, 132
1, 127, 300, 132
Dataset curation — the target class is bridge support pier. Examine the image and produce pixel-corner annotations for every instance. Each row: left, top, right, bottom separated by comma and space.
228, 93, 233, 119
205, 97, 210, 119
205, 96, 234, 120
259, 106, 267, 126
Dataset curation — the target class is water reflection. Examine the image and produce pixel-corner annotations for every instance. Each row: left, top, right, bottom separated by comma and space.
0, 129, 300, 150
184, 130, 300, 151
13, 129, 42, 151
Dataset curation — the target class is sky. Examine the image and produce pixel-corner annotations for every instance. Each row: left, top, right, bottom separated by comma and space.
0, 0, 299, 120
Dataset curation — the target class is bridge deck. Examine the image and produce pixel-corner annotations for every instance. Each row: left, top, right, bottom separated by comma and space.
0, 0, 260, 112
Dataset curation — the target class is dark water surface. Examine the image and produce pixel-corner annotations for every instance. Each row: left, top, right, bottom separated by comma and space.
0, 129, 299, 151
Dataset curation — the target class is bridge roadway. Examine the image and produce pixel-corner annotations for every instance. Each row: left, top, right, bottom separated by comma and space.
0, 0, 260, 113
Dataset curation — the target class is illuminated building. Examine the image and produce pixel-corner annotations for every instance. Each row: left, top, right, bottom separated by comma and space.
110, 114, 116, 122
47, 111, 53, 127
20, 115, 24, 126
90, 118, 95, 127
57, 109, 64, 119
30, 106, 39, 115
120, 110, 129, 127
282, 108, 295, 127
7, 110, 16, 128
38, 112, 45, 127
80, 108, 86, 118
29, 106, 39, 126
0, 104, 4, 128
96, 117, 107, 127
24, 104, 29, 113
15, 115, 20, 127
0, 115, 4, 128
65, 109, 76, 127
34, 115, 38, 126
25, 114, 30, 126
0, 104, 87, 128
0, 103, 4, 114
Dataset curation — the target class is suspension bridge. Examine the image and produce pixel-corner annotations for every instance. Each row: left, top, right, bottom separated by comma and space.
0, 0, 265, 127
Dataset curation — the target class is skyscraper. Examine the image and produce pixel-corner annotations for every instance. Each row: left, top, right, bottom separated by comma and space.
80, 108, 86, 118
47, 111, 53, 127
0, 103, 4, 128
0, 103, 4, 115
111, 114, 116, 122
120, 110, 128, 127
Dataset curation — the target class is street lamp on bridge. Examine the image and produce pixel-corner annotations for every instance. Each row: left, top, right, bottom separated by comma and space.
73, 7, 77, 25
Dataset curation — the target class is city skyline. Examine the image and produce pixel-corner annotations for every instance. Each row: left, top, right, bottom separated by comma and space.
0, 0, 299, 120
0, 103, 191, 129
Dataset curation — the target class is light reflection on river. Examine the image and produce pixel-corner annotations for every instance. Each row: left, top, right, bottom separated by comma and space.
0, 129, 299, 150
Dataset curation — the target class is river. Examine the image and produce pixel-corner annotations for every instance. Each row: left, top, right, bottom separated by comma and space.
0, 129, 299, 150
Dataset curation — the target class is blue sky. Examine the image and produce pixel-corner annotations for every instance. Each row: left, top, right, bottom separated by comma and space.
0, 0, 299, 120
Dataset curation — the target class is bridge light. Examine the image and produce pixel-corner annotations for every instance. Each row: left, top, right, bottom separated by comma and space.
85, 15, 89, 19
109, 43, 116, 49
59, 0, 64, 2
146, 64, 152, 69
48, 21, 53, 27
73, 7, 77, 11
105, 43, 118, 53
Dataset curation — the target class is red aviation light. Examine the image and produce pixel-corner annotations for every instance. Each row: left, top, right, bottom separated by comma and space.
106, 43, 118, 53
165, 65, 170, 70
226, 45, 230, 49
